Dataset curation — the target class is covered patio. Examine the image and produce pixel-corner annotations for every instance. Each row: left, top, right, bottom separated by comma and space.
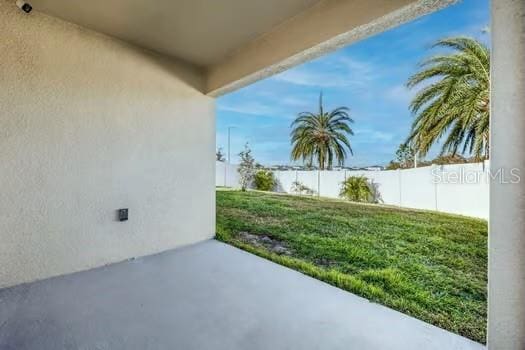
0, 240, 483, 350
1, 0, 524, 348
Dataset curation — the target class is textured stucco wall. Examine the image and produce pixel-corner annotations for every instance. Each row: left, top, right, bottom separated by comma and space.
488, 0, 525, 348
0, 2, 215, 288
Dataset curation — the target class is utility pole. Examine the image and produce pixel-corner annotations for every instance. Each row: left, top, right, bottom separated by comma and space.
227, 126, 237, 163
225, 126, 235, 187
227, 126, 233, 164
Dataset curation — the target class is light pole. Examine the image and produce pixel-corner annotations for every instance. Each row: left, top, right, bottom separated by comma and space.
227, 126, 234, 164
225, 126, 236, 187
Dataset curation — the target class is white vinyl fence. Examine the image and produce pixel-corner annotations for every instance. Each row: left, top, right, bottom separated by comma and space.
216, 161, 241, 188
216, 161, 489, 219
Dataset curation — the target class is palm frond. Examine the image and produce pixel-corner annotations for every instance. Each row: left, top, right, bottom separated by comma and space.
406, 36, 490, 159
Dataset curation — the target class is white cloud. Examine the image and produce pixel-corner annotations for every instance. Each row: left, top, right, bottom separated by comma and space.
218, 101, 280, 117
279, 94, 321, 111
355, 128, 395, 142
385, 84, 415, 106
272, 69, 348, 87
281, 96, 310, 107
337, 56, 377, 81
271, 55, 380, 91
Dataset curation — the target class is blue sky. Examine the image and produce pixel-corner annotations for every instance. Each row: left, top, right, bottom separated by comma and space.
216, 0, 490, 167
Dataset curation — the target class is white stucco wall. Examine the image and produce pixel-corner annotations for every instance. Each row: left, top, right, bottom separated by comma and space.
0, 3, 215, 288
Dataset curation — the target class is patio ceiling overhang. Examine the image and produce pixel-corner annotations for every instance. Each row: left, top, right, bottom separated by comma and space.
29, 0, 455, 96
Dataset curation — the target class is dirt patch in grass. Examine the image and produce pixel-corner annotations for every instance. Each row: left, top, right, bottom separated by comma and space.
237, 232, 292, 256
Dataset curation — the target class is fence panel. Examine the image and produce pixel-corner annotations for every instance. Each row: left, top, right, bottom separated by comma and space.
359, 170, 401, 206
215, 162, 240, 188
319, 171, 346, 198
399, 167, 437, 211
296, 171, 320, 194
434, 162, 489, 218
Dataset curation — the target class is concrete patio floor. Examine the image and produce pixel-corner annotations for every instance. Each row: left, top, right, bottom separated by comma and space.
0, 240, 484, 350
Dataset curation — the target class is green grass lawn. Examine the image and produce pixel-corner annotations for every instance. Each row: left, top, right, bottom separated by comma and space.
216, 190, 487, 343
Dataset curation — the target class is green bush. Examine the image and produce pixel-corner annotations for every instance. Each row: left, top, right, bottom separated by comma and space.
339, 176, 375, 203
291, 181, 316, 196
253, 170, 275, 191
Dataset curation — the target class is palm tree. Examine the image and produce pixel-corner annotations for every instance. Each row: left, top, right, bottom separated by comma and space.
290, 93, 354, 170
406, 37, 490, 159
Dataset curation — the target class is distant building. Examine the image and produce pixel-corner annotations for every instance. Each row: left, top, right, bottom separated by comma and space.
364, 165, 385, 171
264, 164, 385, 171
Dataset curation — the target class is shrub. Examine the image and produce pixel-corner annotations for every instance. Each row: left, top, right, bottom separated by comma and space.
237, 143, 255, 191
253, 170, 275, 191
340, 176, 376, 203
291, 181, 316, 196
385, 161, 402, 170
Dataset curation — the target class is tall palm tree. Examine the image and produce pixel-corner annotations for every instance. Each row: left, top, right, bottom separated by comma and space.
290, 93, 354, 170
406, 37, 490, 159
